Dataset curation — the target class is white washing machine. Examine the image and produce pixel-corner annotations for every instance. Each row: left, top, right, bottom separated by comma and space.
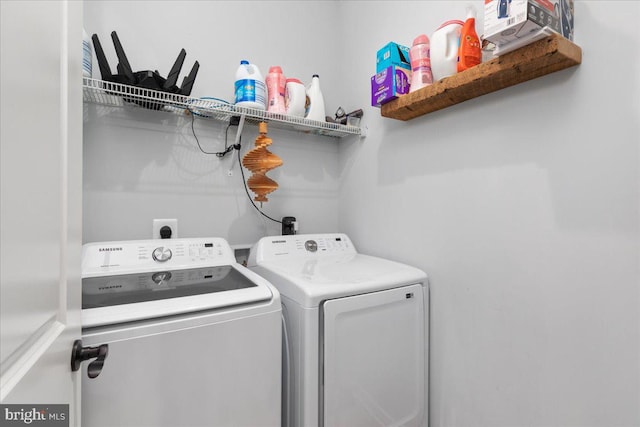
80, 237, 281, 427
248, 233, 429, 427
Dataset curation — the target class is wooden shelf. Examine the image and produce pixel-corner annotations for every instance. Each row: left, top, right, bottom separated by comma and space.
381, 34, 582, 121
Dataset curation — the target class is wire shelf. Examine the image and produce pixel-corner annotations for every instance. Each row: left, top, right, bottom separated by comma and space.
82, 78, 362, 138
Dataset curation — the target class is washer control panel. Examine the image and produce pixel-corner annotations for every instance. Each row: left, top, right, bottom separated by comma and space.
82, 238, 236, 276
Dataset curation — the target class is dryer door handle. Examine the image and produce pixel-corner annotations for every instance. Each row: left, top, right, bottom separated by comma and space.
71, 339, 109, 379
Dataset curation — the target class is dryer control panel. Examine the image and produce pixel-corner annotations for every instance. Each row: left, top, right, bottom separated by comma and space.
249, 233, 357, 264
82, 238, 236, 277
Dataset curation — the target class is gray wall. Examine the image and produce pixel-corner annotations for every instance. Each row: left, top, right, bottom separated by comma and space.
84, 1, 640, 426
338, 1, 639, 426
83, 1, 346, 243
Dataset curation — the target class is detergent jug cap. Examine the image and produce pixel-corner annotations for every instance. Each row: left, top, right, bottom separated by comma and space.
312, 74, 319, 78
269, 66, 283, 73
413, 34, 429, 46
240, 60, 249, 65
286, 78, 302, 84
466, 4, 477, 18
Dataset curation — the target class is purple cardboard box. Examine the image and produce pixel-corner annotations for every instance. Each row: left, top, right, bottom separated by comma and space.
371, 66, 411, 108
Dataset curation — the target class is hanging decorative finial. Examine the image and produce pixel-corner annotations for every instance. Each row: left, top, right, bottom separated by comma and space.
242, 122, 283, 203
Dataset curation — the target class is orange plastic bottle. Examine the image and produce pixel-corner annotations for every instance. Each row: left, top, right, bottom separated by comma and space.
457, 6, 482, 72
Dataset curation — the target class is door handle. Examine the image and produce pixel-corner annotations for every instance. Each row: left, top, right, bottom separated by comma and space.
70, 339, 108, 379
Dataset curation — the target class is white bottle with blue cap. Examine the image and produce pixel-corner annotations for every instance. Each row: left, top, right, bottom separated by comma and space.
234, 60, 266, 110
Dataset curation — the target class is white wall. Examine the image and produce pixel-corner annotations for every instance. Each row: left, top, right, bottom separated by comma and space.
338, 1, 640, 426
84, 0, 640, 425
83, 1, 347, 244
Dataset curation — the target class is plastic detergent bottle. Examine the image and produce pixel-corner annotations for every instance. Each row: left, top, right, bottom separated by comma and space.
305, 74, 325, 122
265, 66, 286, 114
430, 20, 464, 82
234, 60, 266, 110
409, 34, 433, 93
285, 78, 306, 117
457, 6, 482, 72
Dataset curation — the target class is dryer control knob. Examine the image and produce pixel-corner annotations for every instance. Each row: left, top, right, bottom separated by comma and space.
152, 247, 172, 262
305, 240, 318, 252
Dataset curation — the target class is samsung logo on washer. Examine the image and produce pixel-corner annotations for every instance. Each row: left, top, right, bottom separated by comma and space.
98, 284, 122, 291
271, 240, 286, 244
99, 247, 122, 252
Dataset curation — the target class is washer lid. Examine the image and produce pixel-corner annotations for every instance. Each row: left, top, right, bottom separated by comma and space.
254, 253, 427, 308
82, 264, 274, 328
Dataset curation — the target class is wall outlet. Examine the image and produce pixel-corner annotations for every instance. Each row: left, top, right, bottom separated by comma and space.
153, 219, 178, 239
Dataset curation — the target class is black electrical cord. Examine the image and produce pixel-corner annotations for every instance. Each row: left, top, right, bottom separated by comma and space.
237, 146, 282, 225
187, 108, 282, 225
189, 108, 217, 155
216, 123, 237, 158
188, 108, 236, 157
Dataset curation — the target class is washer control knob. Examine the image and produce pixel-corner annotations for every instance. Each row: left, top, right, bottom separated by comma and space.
304, 240, 318, 252
152, 247, 172, 262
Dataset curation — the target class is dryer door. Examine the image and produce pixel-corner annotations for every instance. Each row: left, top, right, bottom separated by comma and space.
322, 284, 426, 427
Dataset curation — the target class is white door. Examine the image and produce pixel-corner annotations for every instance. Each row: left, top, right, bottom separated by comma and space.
322, 284, 427, 427
1, 0, 83, 425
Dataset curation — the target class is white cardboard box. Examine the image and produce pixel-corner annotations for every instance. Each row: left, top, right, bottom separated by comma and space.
484, 0, 573, 47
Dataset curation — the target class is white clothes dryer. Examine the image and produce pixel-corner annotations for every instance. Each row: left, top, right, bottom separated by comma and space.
80, 238, 281, 427
248, 233, 429, 427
